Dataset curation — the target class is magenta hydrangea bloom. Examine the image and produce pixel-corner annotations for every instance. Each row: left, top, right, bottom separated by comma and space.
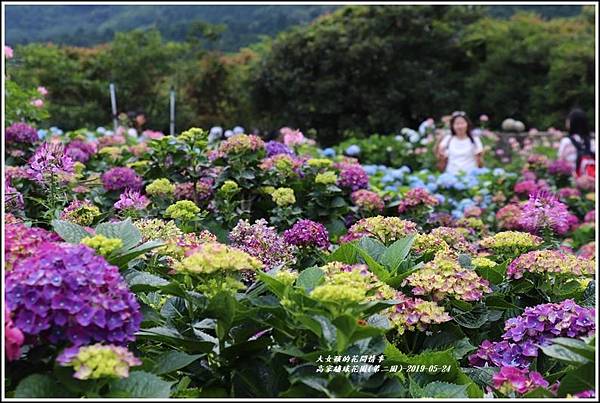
548, 159, 573, 177
101, 167, 143, 192
5, 222, 61, 271
492, 366, 549, 395
584, 210, 595, 223
283, 219, 331, 250
5, 308, 25, 361
5, 243, 142, 347
351, 189, 384, 213
337, 164, 369, 192
577, 242, 595, 260
519, 190, 571, 236
6, 122, 39, 144
557, 187, 581, 201
573, 390, 595, 398
229, 219, 297, 269
114, 190, 150, 211
65, 139, 97, 163
575, 175, 595, 191
397, 188, 439, 215
27, 142, 75, 183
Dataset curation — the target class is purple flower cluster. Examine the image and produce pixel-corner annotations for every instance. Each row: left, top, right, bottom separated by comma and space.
492, 366, 549, 395
513, 179, 549, 197
577, 242, 595, 260
5, 222, 61, 271
469, 299, 595, 369
525, 154, 550, 172
575, 175, 595, 191
114, 190, 150, 211
283, 219, 331, 250
351, 189, 385, 213
174, 178, 214, 203
5, 243, 142, 347
557, 187, 581, 201
337, 164, 369, 192
65, 139, 97, 163
548, 159, 573, 177
6, 122, 39, 144
427, 212, 456, 228
27, 142, 75, 183
397, 188, 439, 215
265, 140, 295, 157
229, 219, 297, 269
519, 190, 571, 236
101, 167, 143, 192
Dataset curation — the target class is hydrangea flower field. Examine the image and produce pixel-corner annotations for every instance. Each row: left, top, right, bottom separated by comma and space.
3, 53, 598, 400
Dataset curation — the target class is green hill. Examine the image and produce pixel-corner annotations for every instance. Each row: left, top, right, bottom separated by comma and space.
6, 4, 582, 51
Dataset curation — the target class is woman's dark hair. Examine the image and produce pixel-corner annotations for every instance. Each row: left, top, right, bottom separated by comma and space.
449, 112, 475, 144
567, 108, 593, 169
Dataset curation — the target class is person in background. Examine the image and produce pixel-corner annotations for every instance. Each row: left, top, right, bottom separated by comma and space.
436, 111, 484, 174
134, 110, 146, 132
558, 108, 596, 177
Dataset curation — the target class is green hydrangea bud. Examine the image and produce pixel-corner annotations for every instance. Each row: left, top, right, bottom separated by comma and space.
315, 171, 338, 185
177, 242, 264, 274
81, 235, 123, 256
146, 178, 175, 196
271, 187, 296, 206
219, 180, 240, 195
57, 344, 141, 380
73, 161, 86, 175
471, 257, 498, 270
274, 270, 299, 286
165, 200, 201, 221
307, 158, 333, 169
310, 284, 366, 304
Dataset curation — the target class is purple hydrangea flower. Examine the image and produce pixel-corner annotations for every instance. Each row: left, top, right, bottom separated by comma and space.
5, 222, 61, 271
519, 190, 571, 236
101, 167, 143, 192
337, 164, 369, 192
548, 159, 573, 177
397, 188, 439, 215
229, 219, 297, 269
6, 122, 39, 144
265, 141, 295, 157
65, 139, 97, 163
283, 219, 330, 250
27, 142, 75, 183
114, 190, 150, 211
5, 243, 142, 347
469, 299, 595, 369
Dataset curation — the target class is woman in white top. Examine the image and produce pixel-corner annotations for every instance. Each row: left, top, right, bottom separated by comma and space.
436, 111, 484, 175
557, 108, 595, 174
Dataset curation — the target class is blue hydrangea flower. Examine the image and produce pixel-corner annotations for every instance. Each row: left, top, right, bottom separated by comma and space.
345, 144, 361, 156
37, 129, 48, 140
363, 165, 378, 176
493, 168, 506, 176
321, 148, 336, 157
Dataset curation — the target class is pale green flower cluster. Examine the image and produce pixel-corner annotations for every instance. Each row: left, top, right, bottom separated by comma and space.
134, 218, 183, 241
271, 187, 296, 206
58, 344, 141, 380
177, 242, 264, 275
307, 158, 333, 169
81, 235, 123, 256
165, 200, 201, 221
146, 178, 175, 196
219, 180, 240, 195
315, 171, 338, 185
479, 231, 542, 258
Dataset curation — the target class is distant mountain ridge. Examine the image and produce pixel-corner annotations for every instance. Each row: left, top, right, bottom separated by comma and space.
6, 4, 583, 51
